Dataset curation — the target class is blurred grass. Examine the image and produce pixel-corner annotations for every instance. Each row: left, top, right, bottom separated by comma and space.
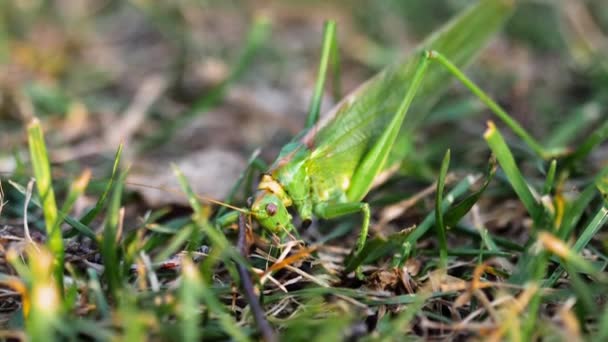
1, 0, 608, 340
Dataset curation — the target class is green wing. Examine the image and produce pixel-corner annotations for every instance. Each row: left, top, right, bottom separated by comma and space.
304, 0, 514, 202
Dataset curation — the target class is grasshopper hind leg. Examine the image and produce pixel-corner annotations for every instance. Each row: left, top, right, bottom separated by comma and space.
314, 201, 370, 278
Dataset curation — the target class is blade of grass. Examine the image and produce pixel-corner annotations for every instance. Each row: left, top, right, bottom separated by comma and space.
558, 165, 608, 239
198, 269, 250, 342
404, 175, 479, 248
180, 258, 203, 342
118, 291, 148, 341
86, 268, 110, 319
8, 180, 97, 240
435, 149, 450, 269
172, 164, 203, 218
172, 164, 214, 252
571, 203, 608, 253
27, 118, 63, 293
542, 159, 557, 195
597, 304, 608, 341
562, 262, 595, 316
24, 247, 62, 341
306, 20, 337, 129
484, 121, 542, 225
101, 170, 127, 299
545, 205, 608, 287
152, 223, 197, 263
79, 144, 123, 225
59, 169, 91, 217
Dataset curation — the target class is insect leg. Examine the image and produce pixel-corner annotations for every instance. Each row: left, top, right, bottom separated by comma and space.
314, 201, 370, 277
306, 20, 340, 129
347, 53, 430, 202
426, 50, 546, 158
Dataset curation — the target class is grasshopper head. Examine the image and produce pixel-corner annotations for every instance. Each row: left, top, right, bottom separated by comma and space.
251, 174, 295, 234
251, 191, 295, 234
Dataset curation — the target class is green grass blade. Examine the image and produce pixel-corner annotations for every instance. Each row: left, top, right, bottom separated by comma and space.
24, 247, 62, 341
484, 121, 542, 225
173, 163, 212, 252
405, 0, 516, 132
542, 159, 557, 195
597, 305, 608, 341
435, 149, 450, 269
405, 175, 478, 249
329, 25, 341, 100
562, 262, 595, 315
8, 180, 97, 240
86, 268, 110, 318
79, 144, 123, 225
545, 204, 608, 287
153, 223, 196, 263
180, 258, 204, 342
27, 118, 63, 293
571, 203, 608, 253
172, 164, 203, 218
558, 165, 608, 239
59, 169, 91, 218
101, 169, 127, 299
199, 272, 249, 342
306, 20, 337, 129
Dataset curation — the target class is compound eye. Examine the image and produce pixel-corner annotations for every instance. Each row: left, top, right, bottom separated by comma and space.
266, 203, 278, 216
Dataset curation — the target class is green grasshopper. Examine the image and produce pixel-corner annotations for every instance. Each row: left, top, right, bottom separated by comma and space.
219, 0, 522, 268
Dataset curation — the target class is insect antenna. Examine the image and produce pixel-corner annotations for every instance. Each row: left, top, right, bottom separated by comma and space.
1, 169, 248, 214
125, 181, 250, 214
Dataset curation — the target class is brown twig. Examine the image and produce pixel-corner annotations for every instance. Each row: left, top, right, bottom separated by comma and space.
236, 214, 277, 342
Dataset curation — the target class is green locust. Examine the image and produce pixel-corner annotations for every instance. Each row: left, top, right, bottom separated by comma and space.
222, 0, 515, 267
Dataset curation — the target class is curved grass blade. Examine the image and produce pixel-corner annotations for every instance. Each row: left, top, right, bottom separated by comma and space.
484, 121, 542, 225
27, 118, 63, 293
8, 180, 97, 240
